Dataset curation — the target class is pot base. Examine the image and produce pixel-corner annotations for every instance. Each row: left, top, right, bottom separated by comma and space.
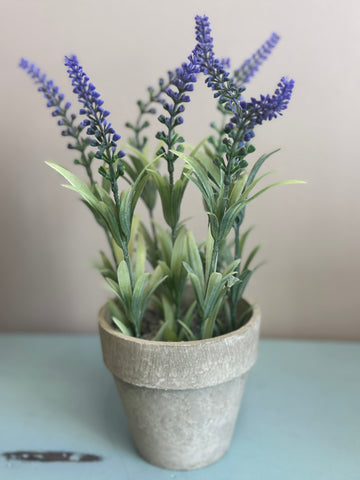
114, 374, 247, 470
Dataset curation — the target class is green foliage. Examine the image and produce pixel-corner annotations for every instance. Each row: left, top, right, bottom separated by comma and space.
33, 29, 304, 341
46, 122, 304, 340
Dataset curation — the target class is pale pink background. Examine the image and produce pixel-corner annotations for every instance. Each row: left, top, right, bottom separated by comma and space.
1, 0, 359, 339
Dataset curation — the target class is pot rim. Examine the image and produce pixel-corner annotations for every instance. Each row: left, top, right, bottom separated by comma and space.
98, 299, 260, 347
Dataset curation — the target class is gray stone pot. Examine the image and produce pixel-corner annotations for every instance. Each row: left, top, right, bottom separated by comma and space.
98, 302, 261, 470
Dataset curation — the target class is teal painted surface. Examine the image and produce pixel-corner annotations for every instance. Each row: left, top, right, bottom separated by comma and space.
0, 335, 359, 479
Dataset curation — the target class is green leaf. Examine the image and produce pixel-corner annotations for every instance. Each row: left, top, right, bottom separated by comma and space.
127, 215, 141, 258
171, 229, 187, 278
183, 263, 204, 313
100, 250, 114, 272
141, 265, 168, 313
152, 321, 167, 341
232, 269, 253, 304
112, 316, 134, 336
237, 227, 253, 261
247, 180, 306, 203
184, 136, 211, 158
177, 320, 196, 341
155, 224, 172, 266
117, 261, 132, 308
105, 277, 125, 304
190, 149, 221, 187
182, 300, 197, 326
247, 149, 280, 187
125, 143, 151, 168
186, 231, 204, 290
161, 294, 176, 337
236, 304, 255, 329
243, 244, 261, 271
111, 238, 124, 264
219, 201, 246, 240
150, 170, 183, 229
204, 272, 224, 319
46, 161, 98, 205
134, 231, 146, 281
108, 299, 130, 327
205, 227, 214, 283
131, 272, 150, 323
94, 184, 115, 210
240, 171, 276, 201
228, 173, 248, 207
175, 150, 215, 210
222, 259, 241, 277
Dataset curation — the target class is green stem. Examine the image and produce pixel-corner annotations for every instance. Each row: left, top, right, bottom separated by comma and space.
231, 224, 241, 329
122, 243, 134, 290
149, 209, 158, 251
93, 112, 136, 290
209, 239, 220, 278
168, 163, 177, 245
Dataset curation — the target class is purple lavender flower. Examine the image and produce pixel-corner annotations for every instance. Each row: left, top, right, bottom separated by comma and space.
19, 58, 64, 110
234, 33, 280, 86
193, 15, 294, 166
18, 58, 89, 152
155, 57, 199, 163
64, 55, 125, 176
246, 77, 295, 127
192, 15, 243, 115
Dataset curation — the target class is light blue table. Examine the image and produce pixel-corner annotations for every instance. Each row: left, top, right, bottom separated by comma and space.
0, 335, 359, 479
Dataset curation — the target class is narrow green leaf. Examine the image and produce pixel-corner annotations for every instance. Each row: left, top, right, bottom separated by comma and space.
175, 150, 215, 208
186, 231, 204, 288
247, 180, 306, 203
117, 261, 132, 307
228, 173, 248, 206
100, 250, 114, 272
183, 263, 204, 312
237, 227, 253, 261
204, 272, 224, 319
243, 244, 261, 271
134, 231, 146, 281
46, 161, 97, 205
219, 201, 246, 240
247, 149, 280, 187
161, 295, 176, 338
177, 320, 197, 341
205, 227, 214, 282
108, 299, 130, 327
240, 171, 276, 201
127, 215, 141, 258
112, 316, 134, 336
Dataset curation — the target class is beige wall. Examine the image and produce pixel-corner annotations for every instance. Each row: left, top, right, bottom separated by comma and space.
1, 0, 359, 339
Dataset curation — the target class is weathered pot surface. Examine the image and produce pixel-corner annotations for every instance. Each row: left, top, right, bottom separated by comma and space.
98, 301, 261, 470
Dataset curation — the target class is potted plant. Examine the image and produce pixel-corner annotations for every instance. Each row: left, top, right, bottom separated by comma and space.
19, 14, 302, 470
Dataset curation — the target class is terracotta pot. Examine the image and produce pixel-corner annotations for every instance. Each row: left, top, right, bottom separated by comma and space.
98, 301, 261, 470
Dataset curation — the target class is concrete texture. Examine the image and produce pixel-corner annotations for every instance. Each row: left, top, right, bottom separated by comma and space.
98, 303, 261, 469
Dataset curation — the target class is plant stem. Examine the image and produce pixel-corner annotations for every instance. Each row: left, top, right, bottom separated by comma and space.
168, 162, 177, 245
210, 238, 220, 277
149, 209, 158, 251
231, 223, 241, 328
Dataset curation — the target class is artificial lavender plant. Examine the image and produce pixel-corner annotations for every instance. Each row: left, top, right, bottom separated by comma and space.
19, 15, 302, 340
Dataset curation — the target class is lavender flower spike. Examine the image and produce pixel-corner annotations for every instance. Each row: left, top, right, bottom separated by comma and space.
247, 76, 295, 126
64, 55, 125, 176
19, 58, 83, 150
234, 33, 280, 86
192, 15, 243, 115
